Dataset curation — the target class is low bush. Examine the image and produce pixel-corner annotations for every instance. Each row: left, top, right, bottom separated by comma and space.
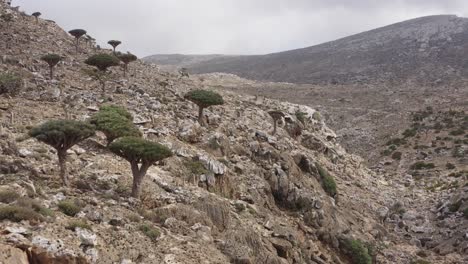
410, 162, 435, 170
139, 224, 160, 242
0, 189, 20, 204
17, 197, 54, 217
341, 238, 372, 264
316, 163, 337, 197
0, 73, 23, 95
66, 220, 92, 231
0, 205, 44, 222
185, 160, 208, 175
58, 199, 82, 216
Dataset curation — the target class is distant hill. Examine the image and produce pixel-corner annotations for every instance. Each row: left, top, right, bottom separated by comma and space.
143, 54, 235, 71
144, 15, 468, 85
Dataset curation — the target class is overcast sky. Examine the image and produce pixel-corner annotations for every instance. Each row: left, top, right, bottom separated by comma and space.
16, 0, 468, 57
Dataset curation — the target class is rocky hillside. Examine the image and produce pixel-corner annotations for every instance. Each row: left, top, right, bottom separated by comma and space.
145, 15, 468, 86
1, 3, 467, 264
143, 54, 234, 71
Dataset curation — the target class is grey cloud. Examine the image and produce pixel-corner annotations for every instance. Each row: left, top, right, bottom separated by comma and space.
17, 0, 468, 56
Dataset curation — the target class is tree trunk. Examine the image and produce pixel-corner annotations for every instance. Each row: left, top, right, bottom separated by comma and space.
130, 161, 150, 198
272, 120, 277, 135
75, 38, 79, 53
58, 150, 69, 186
123, 64, 127, 77
198, 106, 205, 126
49, 66, 54, 79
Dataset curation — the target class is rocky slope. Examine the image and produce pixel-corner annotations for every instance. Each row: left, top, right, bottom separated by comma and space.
145, 15, 468, 86
0, 3, 467, 264
143, 54, 234, 71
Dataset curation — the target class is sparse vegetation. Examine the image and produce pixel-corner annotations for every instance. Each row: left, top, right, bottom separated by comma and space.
410, 162, 435, 170
58, 199, 83, 216
29, 120, 95, 186
1, 13, 13, 28
316, 163, 337, 197
109, 137, 172, 198
66, 219, 92, 231
341, 238, 372, 264
0, 198, 52, 222
41, 54, 62, 79
0, 205, 44, 222
139, 224, 160, 242
0, 73, 23, 96
0, 189, 20, 204
184, 89, 224, 126
184, 160, 208, 176
295, 111, 307, 124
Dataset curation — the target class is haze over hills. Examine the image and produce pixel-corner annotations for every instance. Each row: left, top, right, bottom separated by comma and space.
144, 15, 468, 86
143, 54, 235, 71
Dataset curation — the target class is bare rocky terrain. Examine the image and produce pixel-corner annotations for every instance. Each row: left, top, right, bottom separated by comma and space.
144, 15, 468, 86
0, 3, 467, 264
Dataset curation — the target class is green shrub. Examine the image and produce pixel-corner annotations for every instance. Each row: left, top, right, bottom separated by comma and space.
0, 205, 44, 222
16, 197, 54, 217
139, 224, 160, 242
185, 160, 208, 175
341, 239, 372, 264
0, 73, 23, 96
410, 162, 435, 170
316, 163, 337, 197
391, 151, 402, 160
58, 200, 82, 216
100, 105, 133, 120
0, 190, 20, 204
66, 219, 92, 231
295, 111, 307, 124
402, 128, 417, 138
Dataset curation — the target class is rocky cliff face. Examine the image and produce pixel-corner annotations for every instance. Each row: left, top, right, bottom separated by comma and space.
145, 15, 468, 86
0, 3, 467, 264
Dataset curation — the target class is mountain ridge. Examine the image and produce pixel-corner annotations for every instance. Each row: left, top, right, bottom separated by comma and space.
144, 14, 468, 85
